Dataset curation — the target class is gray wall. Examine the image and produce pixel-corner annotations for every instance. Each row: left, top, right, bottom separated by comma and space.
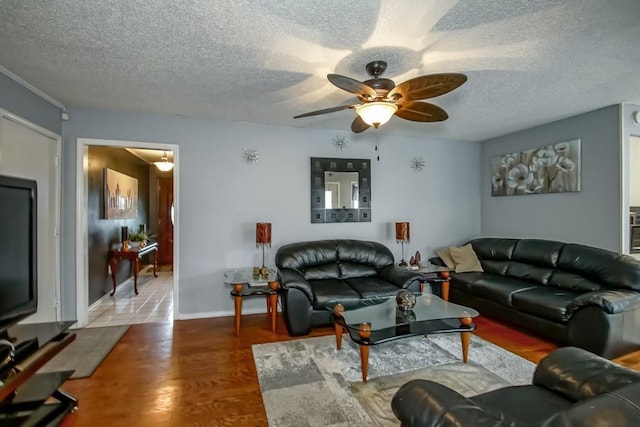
61, 108, 482, 319
87, 146, 150, 304
0, 73, 62, 134
481, 105, 621, 251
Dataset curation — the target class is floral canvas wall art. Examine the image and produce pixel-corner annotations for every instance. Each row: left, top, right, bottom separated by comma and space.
491, 139, 581, 197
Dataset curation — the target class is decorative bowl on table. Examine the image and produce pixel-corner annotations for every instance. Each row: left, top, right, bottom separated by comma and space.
396, 289, 417, 311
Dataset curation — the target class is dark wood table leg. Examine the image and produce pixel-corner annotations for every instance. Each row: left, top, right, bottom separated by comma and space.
133, 257, 140, 295
358, 322, 372, 383
233, 284, 243, 336
333, 303, 345, 350
460, 316, 472, 363
152, 250, 158, 277
109, 257, 118, 296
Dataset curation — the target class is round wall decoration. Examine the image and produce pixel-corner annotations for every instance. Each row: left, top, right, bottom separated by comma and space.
242, 148, 259, 165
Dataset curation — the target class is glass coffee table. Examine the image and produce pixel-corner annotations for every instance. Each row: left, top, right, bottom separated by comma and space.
328, 293, 479, 382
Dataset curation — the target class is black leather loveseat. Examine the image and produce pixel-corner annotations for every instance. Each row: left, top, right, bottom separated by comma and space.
437, 238, 640, 358
276, 239, 423, 336
392, 346, 640, 427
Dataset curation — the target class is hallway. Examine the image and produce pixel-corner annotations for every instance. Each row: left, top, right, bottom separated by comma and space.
86, 268, 173, 328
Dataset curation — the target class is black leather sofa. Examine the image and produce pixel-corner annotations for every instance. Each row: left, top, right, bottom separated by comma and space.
275, 239, 423, 336
435, 238, 640, 358
391, 346, 640, 427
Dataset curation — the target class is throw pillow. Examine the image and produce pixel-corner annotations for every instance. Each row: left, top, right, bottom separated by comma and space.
435, 247, 456, 269
449, 244, 484, 273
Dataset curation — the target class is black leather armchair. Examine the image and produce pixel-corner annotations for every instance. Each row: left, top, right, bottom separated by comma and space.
276, 239, 422, 336
392, 346, 640, 427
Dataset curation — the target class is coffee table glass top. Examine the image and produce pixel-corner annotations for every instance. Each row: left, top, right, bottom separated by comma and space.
328, 293, 478, 344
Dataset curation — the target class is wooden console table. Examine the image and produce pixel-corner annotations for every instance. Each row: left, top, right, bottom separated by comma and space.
108, 242, 158, 296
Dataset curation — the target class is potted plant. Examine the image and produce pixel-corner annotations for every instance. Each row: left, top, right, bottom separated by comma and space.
128, 231, 149, 249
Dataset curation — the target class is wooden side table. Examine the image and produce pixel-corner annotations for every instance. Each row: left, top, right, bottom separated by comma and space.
108, 242, 158, 296
224, 268, 280, 336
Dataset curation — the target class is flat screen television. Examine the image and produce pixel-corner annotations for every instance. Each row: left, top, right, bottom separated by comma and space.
0, 174, 37, 334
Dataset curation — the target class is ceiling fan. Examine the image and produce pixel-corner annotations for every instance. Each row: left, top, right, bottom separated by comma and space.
294, 61, 467, 133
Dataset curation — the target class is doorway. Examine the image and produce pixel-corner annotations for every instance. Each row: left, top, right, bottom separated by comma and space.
75, 138, 179, 328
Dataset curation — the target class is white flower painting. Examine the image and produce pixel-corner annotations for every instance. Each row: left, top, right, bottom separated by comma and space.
491, 139, 581, 197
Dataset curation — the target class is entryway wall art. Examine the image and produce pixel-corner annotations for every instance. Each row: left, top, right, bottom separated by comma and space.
104, 168, 139, 219
491, 139, 581, 197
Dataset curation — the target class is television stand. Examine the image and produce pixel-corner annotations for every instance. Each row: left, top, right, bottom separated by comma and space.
0, 321, 77, 426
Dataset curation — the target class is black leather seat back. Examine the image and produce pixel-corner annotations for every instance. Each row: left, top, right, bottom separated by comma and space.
276, 239, 394, 281
557, 244, 640, 291
470, 238, 517, 275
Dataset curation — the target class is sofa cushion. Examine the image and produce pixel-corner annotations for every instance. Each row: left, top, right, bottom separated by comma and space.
450, 244, 484, 273
512, 287, 582, 322
480, 259, 509, 275
557, 244, 640, 291
304, 263, 340, 280
512, 239, 564, 268
277, 240, 338, 270
345, 277, 400, 299
506, 261, 553, 285
339, 262, 377, 279
310, 278, 361, 310
435, 247, 456, 269
548, 271, 603, 292
469, 277, 538, 307
336, 239, 394, 268
469, 238, 518, 261
450, 272, 485, 293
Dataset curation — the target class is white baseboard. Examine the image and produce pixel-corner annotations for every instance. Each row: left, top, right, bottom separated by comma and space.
178, 307, 271, 320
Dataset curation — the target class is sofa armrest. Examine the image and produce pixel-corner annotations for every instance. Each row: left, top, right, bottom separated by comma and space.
392, 379, 506, 427
278, 268, 313, 303
533, 347, 640, 402
377, 264, 422, 290
566, 289, 640, 316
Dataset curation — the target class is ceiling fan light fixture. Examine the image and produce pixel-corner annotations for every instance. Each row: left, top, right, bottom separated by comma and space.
356, 102, 398, 128
154, 151, 174, 172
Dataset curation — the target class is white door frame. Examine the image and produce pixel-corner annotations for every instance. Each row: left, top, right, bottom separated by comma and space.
0, 108, 62, 321
75, 138, 179, 327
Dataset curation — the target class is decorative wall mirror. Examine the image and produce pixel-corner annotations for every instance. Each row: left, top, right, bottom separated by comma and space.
310, 157, 371, 223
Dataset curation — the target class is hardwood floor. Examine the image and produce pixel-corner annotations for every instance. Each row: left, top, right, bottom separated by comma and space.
59, 313, 640, 427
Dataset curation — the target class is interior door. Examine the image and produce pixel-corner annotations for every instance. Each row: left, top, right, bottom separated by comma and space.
157, 177, 174, 266
0, 116, 59, 323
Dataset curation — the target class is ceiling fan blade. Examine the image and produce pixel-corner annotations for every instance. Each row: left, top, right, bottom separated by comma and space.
395, 101, 449, 122
293, 104, 356, 119
351, 116, 371, 133
327, 74, 377, 98
389, 73, 467, 101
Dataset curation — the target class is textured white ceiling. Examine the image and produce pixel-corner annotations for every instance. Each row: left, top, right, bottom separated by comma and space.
1, 0, 639, 141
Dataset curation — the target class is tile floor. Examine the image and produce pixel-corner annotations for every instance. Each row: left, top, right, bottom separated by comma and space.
86, 267, 174, 328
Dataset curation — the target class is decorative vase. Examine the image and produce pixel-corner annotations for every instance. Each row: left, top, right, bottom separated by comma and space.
396, 289, 416, 311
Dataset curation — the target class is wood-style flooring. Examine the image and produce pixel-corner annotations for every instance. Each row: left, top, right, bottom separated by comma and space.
58, 313, 640, 427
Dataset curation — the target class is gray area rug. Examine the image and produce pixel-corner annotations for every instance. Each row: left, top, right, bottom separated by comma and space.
39, 325, 129, 378
252, 334, 536, 426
